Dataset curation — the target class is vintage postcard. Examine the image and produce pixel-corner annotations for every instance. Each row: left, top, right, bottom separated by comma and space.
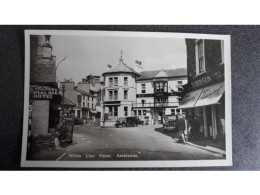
21, 30, 232, 168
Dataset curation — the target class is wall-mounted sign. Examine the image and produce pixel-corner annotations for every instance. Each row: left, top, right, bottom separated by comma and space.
30, 85, 58, 100
190, 66, 224, 90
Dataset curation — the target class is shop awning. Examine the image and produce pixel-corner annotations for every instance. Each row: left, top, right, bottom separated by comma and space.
195, 82, 224, 107
178, 82, 225, 109
178, 88, 203, 109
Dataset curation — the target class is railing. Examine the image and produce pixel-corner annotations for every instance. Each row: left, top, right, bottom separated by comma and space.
132, 102, 179, 108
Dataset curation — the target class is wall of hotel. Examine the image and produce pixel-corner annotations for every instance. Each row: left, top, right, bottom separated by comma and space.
31, 100, 50, 136
104, 73, 136, 102
136, 80, 154, 94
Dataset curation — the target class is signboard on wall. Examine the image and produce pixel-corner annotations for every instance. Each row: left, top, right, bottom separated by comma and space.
189, 66, 224, 90
30, 85, 58, 100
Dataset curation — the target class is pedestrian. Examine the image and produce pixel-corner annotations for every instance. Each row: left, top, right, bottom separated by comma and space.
93, 116, 96, 124
175, 114, 191, 144
193, 115, 200, 137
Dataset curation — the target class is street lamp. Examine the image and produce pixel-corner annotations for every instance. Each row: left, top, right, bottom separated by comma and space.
56, 56, 67, 82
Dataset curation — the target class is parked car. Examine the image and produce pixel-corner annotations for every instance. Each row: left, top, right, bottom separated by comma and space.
126, 116, 144, 127
115, 117, 127, 128
163, 115, 177, 131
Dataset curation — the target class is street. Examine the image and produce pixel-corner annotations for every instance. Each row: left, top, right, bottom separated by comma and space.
29, 123, 225, 161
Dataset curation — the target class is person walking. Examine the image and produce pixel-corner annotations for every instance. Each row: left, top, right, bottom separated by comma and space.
175, 115, 191, 144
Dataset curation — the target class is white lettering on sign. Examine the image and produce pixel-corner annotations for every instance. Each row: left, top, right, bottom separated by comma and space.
30, 85, 58, 100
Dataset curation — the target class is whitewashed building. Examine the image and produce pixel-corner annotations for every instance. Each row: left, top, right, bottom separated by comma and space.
133, 68, 187, 125
99, 52, 140, 127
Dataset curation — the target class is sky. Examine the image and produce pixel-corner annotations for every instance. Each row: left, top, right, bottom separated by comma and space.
51, 35, 187, 83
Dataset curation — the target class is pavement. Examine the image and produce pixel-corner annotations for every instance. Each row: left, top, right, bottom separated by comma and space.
28, 124, 226, 161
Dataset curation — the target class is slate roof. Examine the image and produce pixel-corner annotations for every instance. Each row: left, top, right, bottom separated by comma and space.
102, 62, 140, 76
137, 68, 187, 80
63, 97, 75, 106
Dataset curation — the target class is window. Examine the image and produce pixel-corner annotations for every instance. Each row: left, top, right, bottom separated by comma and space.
134, 110, 137, 116
176, 109, 180, 114
155, 82, 167, 92
109, 107, 113, 116
155, 83, 159, 92
141, 100, 145, 107
92, 104, 93, 108
143, 110, 146, 116
124, 77, 128, 85
114, 77, 118, 86
177, 81, 183, 92
124, 90, 128, 100
138, 110, 141, 116
88, 103, 89, 108
141, 84, 146, 93
114, 106, 118, 116
114, 90, 118, 100
78, 103, 81, 108
83, 95, 85, 100
124, 107, 128, 116
88, 96, 89, 101
92, 97, 93, 101
83, 102, 85, 107
196, 40, 205, 74
164, 82, 168, 92
171, 109, 175, 115
109, 77, 113, 87
108, 90, 113, 100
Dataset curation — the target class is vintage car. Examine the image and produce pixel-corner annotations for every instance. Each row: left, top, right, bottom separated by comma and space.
115, 117, 127, 128
125, 116, 144, 127
163, 115, 177, 131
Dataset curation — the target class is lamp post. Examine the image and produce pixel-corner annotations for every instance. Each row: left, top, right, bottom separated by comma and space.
56, 56, 67, 82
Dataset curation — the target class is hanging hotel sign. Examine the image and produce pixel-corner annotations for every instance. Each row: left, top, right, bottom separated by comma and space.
190, 66, 224, 90
30, 85, 58, 100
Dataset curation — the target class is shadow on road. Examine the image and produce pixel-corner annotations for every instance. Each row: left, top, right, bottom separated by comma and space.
154, 127, 225, 151
154, 127, 179, 140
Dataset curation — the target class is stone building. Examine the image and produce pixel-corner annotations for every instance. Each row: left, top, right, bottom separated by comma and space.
29, 35, 61, 136
179, 39, 225, 141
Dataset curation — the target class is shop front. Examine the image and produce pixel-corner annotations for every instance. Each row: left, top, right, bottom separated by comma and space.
178, 82, 225, 141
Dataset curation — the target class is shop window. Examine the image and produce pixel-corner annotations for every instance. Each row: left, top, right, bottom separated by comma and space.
114, 77, 118, 86
124, 90, 128, 100
141, 84, 146, 93
124, 107, 128, 116
143, 110, 146, 116
134, 110, 137, 116
124, 77, 128, 86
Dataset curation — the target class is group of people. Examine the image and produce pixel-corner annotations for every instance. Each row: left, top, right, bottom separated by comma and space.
175, 114, 201, 144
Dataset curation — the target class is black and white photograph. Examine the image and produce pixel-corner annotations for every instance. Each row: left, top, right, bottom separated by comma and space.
21, 30, 232, 167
